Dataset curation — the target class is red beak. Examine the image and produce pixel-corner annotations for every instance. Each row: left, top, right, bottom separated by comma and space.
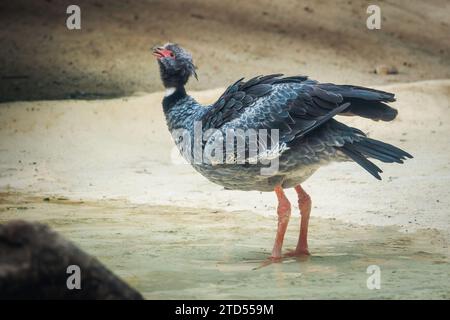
152, 47, 173, 59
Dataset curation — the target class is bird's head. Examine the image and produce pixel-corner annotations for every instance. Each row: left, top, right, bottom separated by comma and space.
152, 43, 198, 88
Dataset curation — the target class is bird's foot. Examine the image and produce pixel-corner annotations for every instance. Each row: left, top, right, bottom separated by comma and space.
252, 256, 282, 270
254, 251, 309, 270
286, 248, 311, 257
269, 255, 283, 262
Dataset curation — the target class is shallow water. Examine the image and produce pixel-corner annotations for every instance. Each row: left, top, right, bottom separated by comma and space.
0, 192, 448, 299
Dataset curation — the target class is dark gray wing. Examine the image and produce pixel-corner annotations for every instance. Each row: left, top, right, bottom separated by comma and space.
202, 74, 350, 147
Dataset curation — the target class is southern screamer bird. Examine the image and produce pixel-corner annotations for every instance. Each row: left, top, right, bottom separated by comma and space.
152, 43, 412, 259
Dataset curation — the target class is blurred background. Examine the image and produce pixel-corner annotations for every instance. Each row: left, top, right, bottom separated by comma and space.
1, 0, 449, 102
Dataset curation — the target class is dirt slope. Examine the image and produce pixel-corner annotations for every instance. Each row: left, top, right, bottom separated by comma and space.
1, 0, 449, 101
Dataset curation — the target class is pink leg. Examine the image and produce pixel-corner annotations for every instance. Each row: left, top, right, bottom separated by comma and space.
271, 185, 291, 259
293, 185, 311, 255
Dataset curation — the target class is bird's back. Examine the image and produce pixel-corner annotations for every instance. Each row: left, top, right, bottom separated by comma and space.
165, 74, 411, 190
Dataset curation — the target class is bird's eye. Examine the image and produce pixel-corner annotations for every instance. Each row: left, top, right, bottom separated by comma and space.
170, 52, 175, 58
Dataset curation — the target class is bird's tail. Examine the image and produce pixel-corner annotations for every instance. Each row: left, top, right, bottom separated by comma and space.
345, 99, 398, 122
318, 84, 398, 121
339, 137, 413, 180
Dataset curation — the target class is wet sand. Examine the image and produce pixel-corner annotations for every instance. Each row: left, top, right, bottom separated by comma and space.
0, 192, 448, 299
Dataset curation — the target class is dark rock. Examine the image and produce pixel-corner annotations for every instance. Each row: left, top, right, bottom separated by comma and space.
0, 220, 143, 300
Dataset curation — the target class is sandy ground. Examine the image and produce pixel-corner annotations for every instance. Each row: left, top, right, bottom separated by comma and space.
0, 80, 449, 299
0, 0, 449, 299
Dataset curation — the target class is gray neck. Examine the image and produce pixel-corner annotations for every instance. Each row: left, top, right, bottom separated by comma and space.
162, 88, 204, 132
